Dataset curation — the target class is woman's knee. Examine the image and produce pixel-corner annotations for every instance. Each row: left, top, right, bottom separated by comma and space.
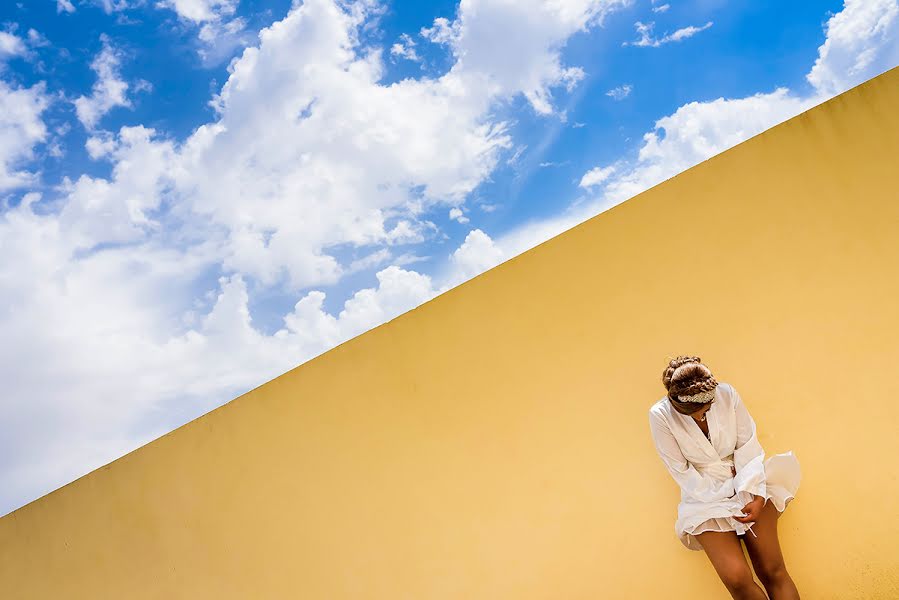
756, 560, 789, 587
720, 563, 757, 594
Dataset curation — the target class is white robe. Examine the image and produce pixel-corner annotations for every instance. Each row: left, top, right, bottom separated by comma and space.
648, 382, 801, 551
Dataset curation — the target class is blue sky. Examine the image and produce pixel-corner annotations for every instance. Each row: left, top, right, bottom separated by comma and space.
0, 0, 896, 517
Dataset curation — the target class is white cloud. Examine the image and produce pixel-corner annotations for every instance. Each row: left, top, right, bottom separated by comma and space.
667, 22, 713, 43
597, 89, 818, 205
347, 248, 392, 273
579, 164, 616, 188
420, 16, 455, 45
56, 127, 178, 254
158, 0, 249, 65
98, 0, 131, 14
94, 0, 246, 63
390, 33, 420, 62
0, 31, 27, 60
625, 20, 713, 47
155, 0, 237, 23
0, 191, 222, 514
175, 0, 518, 290
27, 29, 51, 48
652, 3, 670, 13
606, 83, 632, 99
0, 80, 49, 191
0, 205, 441, 514
196, 16, 252, 66
425, 0, 632, 115
445, 228, 506, 285
449, 206, 469, 223
73, 37, 134, 129
0, 28, 54, 65
85, 132, 117, 159
807, 0, 899, 96
173, 0, 636, 291
57, 0, 77, 13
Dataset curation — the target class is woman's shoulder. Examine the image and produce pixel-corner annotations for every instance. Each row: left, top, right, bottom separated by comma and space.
648, 395, 670, 419
715, 381, 740, 408
716, 381, 736, 398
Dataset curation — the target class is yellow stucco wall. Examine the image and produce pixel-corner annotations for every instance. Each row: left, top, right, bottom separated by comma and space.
2, 66, 898, 598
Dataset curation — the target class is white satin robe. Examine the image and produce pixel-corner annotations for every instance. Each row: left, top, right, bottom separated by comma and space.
648, 382, 801, 551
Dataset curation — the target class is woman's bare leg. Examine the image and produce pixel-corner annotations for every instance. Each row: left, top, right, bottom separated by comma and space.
695, 530, 768, 599
741, 501, 800, 599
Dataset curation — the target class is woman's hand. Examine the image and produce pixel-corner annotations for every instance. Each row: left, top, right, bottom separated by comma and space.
734, 495, 765, 523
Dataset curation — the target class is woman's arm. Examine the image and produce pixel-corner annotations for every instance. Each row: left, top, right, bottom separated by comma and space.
648, 410, 736, 502
730, 384, 767, 500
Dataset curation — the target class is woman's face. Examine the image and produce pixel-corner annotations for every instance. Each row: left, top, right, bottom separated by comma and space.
689, 401, 714, 421
690, 404, 712, 421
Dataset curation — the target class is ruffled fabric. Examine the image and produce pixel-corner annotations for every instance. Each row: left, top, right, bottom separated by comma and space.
678, 451, 800, 551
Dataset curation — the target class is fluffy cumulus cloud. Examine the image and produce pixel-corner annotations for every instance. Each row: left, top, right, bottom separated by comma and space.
73, 36, 135, 129
161, 0, 249, 64
425, 0, 631, 114
806, 0, 899, 96
579, 164, 616, 188
179, 0, 511, 290
91, 0, 248, 64
390, 32, 420, 62
61, 126, 178, 248
0, 80, 50, 191
0, 31, 28, 60
597, 89, 817, 204
0, 0, 630, 515
0, 181, 447, 511
449, 206, 469, 223
0, 192, 218, 508
173, 0, 638, 291
445, 228, 506, 284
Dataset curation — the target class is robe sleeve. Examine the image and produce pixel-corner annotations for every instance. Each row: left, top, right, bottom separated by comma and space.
648, 409, 736, 503
730, 384, 767, 501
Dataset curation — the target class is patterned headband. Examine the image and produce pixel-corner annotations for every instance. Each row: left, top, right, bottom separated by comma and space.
676, 388, 716, 403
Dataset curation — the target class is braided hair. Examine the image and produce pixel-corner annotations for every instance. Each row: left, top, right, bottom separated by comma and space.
661, 355, 719, 415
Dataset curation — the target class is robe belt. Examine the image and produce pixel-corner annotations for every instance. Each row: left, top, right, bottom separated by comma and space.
693, 454, 760, 539
693, 454, 735, 480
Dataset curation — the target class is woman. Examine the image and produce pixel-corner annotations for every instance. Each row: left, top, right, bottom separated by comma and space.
648, 356, 802, 599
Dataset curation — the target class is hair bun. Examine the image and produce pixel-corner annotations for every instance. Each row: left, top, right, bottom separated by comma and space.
661, 355, 718, 405
669, 356, 701, 370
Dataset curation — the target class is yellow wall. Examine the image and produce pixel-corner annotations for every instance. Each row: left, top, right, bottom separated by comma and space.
2, 67, 898, 599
